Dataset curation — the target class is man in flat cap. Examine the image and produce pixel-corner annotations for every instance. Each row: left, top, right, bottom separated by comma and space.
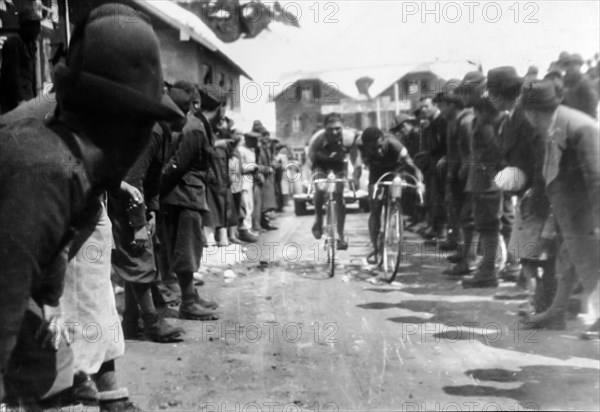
520, 80, 599, 333
562, 53, 599, 119
0, 10, 42, 113
0, 3, 184, 407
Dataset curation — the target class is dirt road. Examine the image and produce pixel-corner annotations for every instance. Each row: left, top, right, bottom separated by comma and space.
120, 209, 600, 411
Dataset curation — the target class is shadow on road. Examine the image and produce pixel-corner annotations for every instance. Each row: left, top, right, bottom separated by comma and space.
443, 365, 600, 410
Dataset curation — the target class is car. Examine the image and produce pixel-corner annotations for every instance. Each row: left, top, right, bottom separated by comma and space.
293, 179, 370, 216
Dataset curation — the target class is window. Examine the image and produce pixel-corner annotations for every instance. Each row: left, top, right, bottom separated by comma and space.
292, 115, 300, 133
203, 64, 213, 85
301, 87, 313, 102
218, 71, 226, 87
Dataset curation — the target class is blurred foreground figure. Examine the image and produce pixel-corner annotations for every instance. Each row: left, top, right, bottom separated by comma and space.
520, 80, 599, 333
0, 3, 183, 409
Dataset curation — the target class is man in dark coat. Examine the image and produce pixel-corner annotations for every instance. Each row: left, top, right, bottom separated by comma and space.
520, 80, 599, 332
445, 72, 480, 277
0, 4, 183, 404
160, 86, 221, 321
460, 84, 507, 289
562, 53, 599, 119
416, 97, 447, 242
0, 10, 41, 113
110, 86, 193, 342
434, 80, 464, 250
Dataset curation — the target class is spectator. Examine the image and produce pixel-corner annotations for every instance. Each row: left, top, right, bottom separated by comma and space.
0, 10, 41, 113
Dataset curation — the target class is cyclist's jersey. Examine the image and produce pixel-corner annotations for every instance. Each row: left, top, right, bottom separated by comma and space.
307, 128, 360, 174
356, 134, 410, 185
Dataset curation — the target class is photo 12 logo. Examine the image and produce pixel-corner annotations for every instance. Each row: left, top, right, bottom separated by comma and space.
401, 1, 540, 24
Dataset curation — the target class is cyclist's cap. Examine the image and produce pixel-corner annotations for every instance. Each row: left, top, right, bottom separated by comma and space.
362, 127, 383, 144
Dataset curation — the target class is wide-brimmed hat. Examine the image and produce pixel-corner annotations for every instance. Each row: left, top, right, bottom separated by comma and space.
486, 66, 523, 99
520, 80, 562, 111
457, 71, 486, 106
389, 113, 417, 133
54, 3, 183, 121
565, 53, 584, 65
434, 78, 462, 104
244, 131, 261, 140
199, 84, 228, 111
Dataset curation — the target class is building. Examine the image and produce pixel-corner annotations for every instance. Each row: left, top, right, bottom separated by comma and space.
275, 61, 476, 146
1, 0, 249, 118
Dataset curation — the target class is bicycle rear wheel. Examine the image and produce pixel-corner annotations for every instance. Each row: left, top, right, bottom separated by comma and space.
326, 200, 337, 278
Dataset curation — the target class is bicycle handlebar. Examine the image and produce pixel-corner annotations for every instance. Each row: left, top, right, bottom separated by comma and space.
372, 171, 424, 204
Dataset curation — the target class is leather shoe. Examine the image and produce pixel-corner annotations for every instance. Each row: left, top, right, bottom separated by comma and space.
238, 229, 258, 243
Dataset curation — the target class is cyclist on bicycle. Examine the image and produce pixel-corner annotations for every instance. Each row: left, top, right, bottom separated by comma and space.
307, 112, 360, 250
356, 127, 424, 264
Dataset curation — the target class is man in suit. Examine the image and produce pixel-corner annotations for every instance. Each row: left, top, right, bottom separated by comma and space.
520, 80, 599, 332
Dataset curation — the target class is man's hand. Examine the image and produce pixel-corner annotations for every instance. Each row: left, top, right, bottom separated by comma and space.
36, 305, 64, 351
120, 181, 143, 206
416, 181, 426, 204
131, 225, 149, 253
148, 211, 157, 237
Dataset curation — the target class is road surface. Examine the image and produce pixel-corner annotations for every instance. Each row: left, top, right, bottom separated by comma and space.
119, 208, 600, 412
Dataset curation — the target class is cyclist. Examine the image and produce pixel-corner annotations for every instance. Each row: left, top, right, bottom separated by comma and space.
307, 112, 360, 250
356, 127, 424, 264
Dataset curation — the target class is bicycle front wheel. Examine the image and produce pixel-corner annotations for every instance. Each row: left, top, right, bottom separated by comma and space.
382, 198, 403, 284
326, 200, 337, 278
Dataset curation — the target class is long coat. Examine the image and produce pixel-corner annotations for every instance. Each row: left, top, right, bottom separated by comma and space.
542, 105, 599, 290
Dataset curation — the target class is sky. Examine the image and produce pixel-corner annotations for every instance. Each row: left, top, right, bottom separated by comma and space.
223, 0, 600, 132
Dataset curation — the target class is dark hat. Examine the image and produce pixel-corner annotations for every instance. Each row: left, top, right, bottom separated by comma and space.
457, 71, 486, 106
526, 66, 539, 76
486, 66, 523, 98
251, 119, 270, 136
434, 78, 462, 104
547, 61, 564, 76
557, 51, 571, 66
199, 84, 228, 111
168, 87, 193, 113
520, 80, 562, 111
566, 53, 584, 65
54, 3, 183, 121
389, 113, 417, 133
19, 10, 42, 24
244, 131, 261, 140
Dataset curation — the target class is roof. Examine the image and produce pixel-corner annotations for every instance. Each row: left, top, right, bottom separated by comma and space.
277, 60, 478, 101
132, 0, 251, 79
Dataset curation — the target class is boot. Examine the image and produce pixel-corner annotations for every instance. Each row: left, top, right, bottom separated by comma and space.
141, 313, 184, 343
462, 231, 499, 289
98, 389, 140, 412
238, 228, 258, 243
522, 273, 578, 330
179, 290, 219, 321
